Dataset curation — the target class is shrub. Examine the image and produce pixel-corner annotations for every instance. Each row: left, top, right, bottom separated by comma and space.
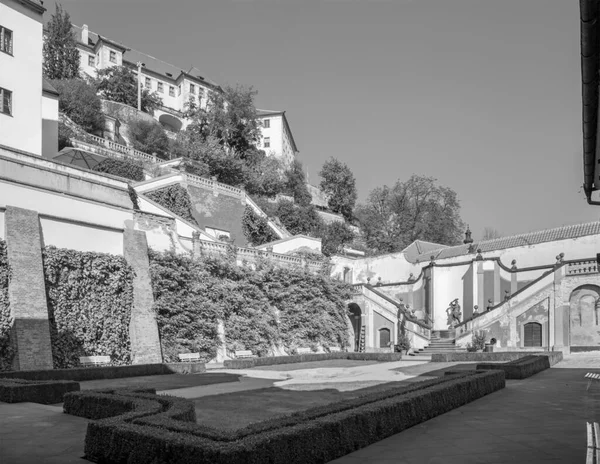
42, 246, 135, 368
241, 205, 278, 246
396, 333, 411, 352
92, 158, 145, 182
145, 184, 197, 224
224, 352, 403, 369
0, 378, 80, 404
50, 79, 104, 133
128, 119, 170, 160
477, 355, 551, 379
471, 330, 487, 351
272, 200, 323, 236
0, 240, 13, 371
58, 122, 75, 150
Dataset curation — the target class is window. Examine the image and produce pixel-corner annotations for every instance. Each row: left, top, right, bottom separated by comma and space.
169, 86, 175, 97
178, 85, 181, 96
1, 26, 13, 55
96, 53, 100, 66
0, 87, 12, 116
523, 322, 542, 347
263, 119, 270, 129
198, 87, 204, 99
88, 54, 95, 67
109, 50, 117, 63
145, 77, 151, 89
379, 328, 391, 348
157, 82, 164, 93
264, 137, 270, 148
189, 83, 195, 94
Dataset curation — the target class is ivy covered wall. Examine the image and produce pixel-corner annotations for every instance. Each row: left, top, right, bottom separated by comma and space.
149, 250, 353, 360
0, 240, 13, 371
42, 246, 135, 368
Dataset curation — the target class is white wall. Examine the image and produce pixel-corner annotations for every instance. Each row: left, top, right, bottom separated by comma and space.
257, 236, 322, 254
0, 0, 43, 155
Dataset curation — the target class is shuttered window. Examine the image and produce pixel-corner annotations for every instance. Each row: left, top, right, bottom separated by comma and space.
1, 26, 13, 55
0, 87, 12, 116
524, 322, 542, 347
379, 328, 391, 348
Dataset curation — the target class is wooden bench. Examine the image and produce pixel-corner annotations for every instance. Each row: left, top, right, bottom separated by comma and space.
178, 352, 201, 362
586, 373, 600, 391
234, 350, 256, 359
296, 347, 312, 354
79, 356, 110, 367
587, 422, 600, 464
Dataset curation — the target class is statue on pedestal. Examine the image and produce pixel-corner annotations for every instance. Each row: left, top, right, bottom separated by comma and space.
446, 298, 462, 328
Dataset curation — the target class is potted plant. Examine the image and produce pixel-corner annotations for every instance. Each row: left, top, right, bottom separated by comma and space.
472, 331, 487, 352
396, 333, 412, 355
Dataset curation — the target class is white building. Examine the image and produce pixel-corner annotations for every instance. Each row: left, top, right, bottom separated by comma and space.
256, 110, 298, 167
0, 0, 57, 158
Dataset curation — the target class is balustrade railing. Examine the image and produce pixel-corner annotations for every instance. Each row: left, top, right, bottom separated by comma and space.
567, 260, 599, 275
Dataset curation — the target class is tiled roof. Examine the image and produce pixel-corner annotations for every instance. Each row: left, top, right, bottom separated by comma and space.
407, 221, 600, 263
71, 25, 220, 88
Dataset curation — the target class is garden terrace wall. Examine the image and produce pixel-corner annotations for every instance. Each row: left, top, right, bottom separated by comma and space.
476, 355, 551, 379
223, 352, 403, 369
431, 351, 563, 366
72, 371, 504, 464
0, 362, 205, 381
0, 378, 79, 404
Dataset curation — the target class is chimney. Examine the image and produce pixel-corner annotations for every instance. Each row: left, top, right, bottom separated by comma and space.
82, 24, 89, 45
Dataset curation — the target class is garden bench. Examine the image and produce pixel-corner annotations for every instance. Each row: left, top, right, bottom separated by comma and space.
178, 353, 201, 362
296, 347, 312, 354
329, 347, 341, 352
79, 356, 110, 367
586, 373, 600, 391
234, 350, 256, 358
587, 422, 600, 464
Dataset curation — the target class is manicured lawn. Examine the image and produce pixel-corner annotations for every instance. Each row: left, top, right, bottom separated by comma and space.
80, 372, 241, 391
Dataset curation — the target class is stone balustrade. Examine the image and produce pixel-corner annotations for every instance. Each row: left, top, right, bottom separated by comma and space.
566, 259, 599, 275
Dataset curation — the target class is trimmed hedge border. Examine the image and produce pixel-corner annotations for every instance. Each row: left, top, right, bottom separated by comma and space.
431, 351, 563, 366
476, 355, 551, 380
0, 362, 206, 382
0, 378, 80, 404
223, 352, 403, 369
68, 370, 505, 464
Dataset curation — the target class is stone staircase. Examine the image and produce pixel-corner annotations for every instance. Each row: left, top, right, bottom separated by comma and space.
410, 330, 466, 357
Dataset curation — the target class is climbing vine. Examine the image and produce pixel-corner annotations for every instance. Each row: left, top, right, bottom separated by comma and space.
148, 249, 352, 359
145, 184, 197, 225
42, 246, 135, 368
92, 158, 145, 182
0, 240, 13, 371
242, 206, 278, 246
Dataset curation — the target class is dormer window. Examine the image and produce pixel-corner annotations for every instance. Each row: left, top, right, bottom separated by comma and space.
0, 26, 13, 55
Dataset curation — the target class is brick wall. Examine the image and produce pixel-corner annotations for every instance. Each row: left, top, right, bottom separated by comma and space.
5, 207, 54, 370
123, 229, 163, 364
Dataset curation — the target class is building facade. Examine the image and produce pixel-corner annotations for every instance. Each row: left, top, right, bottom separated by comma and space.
256, 110, 299, 166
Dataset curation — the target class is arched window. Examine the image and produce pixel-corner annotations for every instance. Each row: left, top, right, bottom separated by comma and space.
379, 328, 391, 348
523, 322, 542, 347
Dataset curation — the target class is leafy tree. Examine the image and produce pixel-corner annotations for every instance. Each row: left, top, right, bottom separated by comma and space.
244, 150, 287, 198
481, 227, 502, 241
128, 119, 170, 159
57, 122, 75, 150
285, 159, 312, 206
242, 206, 278, 246
93, 66, 162, 114
43, 4, 80, 80
319, 221, 356, 257
319, 157, 357, 221
50, 79, 104, 133
355, 175, 465, 254
273, 200, 323, 236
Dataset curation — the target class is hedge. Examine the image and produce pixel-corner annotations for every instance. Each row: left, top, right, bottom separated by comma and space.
431, 351, 563, 366
0, 362, 205, 382
70, 370, 505, 464
223, 352, 403, 369
0, 378, 80, 404
476, 355, 551, 380
0, 239, 13, 371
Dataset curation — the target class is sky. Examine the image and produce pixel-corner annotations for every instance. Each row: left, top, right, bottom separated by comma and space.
48, 0, 595, 240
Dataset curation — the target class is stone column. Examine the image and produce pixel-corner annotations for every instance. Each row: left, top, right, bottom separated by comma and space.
5, 207, 54, 370
123, 229, 163, 364
493, 261, 501, 304
477, 261, 485, 311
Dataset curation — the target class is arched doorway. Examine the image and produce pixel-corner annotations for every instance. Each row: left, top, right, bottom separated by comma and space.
379, 328, 391, 348
523, 322, 542, 347
569, 285, 600, 347
348, 303, 362, 352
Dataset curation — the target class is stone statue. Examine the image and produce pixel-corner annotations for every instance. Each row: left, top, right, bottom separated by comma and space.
446, 298, 462, 328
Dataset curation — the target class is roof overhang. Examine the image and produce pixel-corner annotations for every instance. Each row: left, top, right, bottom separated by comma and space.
15, 0, 45, 14
580, 0, 600, 203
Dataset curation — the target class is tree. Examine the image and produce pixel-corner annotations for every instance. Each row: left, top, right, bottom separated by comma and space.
244, 152, 287, 198
481, 227, 502, 241
50, 79, 104, 133
128, 119, 170, 159
273, 200, 323, 236
285, 159, 312, 206
43, 4, 80, 80
93, 66, 162, 114
319, 157, 357, 221
355, 175, 465, 254
319, 221, 356, 257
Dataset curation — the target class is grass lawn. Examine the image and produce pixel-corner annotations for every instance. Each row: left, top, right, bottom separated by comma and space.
80, 372, 241, 391
249, 359, 381, 371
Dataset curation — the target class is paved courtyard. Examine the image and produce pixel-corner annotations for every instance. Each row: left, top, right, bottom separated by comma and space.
0, 354, 598, 463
